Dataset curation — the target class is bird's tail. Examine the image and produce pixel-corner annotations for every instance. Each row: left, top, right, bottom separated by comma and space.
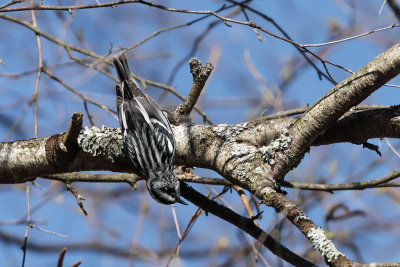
113, 53, 144, 100
113, 54, 131, 83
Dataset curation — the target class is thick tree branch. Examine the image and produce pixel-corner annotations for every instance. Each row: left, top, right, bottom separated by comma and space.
266, 43, 400, 186
1, 105, 400, 184
0, 109, 398, 265
313, 105, 400, 146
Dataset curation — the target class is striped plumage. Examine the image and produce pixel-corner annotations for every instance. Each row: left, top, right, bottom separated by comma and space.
113, 54, 186, 205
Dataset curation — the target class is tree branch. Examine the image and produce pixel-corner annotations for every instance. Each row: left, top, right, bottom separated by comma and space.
2, 104, 400, 184
259, 189, 354, 265
266, 43, 400, 185
281, 171, 400, 192
180, 182, 317, 267
175, 58, 213, 117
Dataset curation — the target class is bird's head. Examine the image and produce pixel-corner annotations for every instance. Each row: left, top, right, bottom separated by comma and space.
147, 172, 187, 205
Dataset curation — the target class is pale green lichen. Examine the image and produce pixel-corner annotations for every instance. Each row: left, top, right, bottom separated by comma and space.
234, 164, 247, 179
78, 126, 123, 163
258, 128, 291, 165
293, 212, 309, 225
231, 143, 252, 157
254, 167, 263, 174
212, 123, 248, 141
307, 227, 344, 263
259, 186, 275, 206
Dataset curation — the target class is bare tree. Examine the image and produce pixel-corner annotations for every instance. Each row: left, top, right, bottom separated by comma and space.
1, 1, 400, 266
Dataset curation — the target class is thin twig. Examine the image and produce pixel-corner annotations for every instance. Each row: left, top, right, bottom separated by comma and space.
379, 0, 387, 15
29, 224, 70, 238
232, 185, 258, 226
262, 106, 308, 120
22, 3, 38, 254
384, 138, 400, 159
281, 170, 400, 191
45, 173, 140, 188
138, 77, 213, 124
21, 183, 30, 267
70, 260, 83, 267
0, 0, 372, 82
171, 205, 182, 240
0, 14, 102, 60
56, 247, 82, 267
166, 1, 245, 85
83, 101, 95, 127
57, 247, 67, 267
41, 67, 118, 120
0, 219, 47, 226
65, 183, 88, 216
0, 0, 24, 9
125, 24, 189, 54
178, 175, 231, 186
302, 24, 399, 47
46, 172, 230, 187
128, 188, 148, 266
30, 1, 42, 138
0, 60, 80, 79
167, 205, 204, 266
227, 0, 336, 83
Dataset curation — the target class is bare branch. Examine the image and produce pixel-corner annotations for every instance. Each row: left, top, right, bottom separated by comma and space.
2, 104, 400, 184
281, 171, 400, 191
175, 58, 214, 118
0, 0, 24, 9
42, 68, 118, 119
57, 247, 67, 267
65, 182, 88, 216
29, 224, 70, 238
21, 183, 31, 267
259, 188, 353, 265
180, 183, 317, 267
46, 173, 140, 188
0, 14, 102, 59
302, 24, 400, 47
269, 43, 400, 183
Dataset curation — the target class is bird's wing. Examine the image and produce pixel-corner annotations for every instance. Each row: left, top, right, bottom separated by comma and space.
119, 98, 175, 176
114, 54, 175, 175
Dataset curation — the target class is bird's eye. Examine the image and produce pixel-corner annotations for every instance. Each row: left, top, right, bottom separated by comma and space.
170, 192, 176, 198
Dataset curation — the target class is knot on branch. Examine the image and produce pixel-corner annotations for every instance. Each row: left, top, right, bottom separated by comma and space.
45, 112, 83, 168
63, 112, 83, 151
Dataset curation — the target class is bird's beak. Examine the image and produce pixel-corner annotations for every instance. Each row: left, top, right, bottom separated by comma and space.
176, 197, 188, 205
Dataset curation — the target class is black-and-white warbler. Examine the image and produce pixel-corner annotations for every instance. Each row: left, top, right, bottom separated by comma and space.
113, 54, 186, 205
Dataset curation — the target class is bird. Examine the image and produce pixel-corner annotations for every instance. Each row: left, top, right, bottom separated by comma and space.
113, 53, 186, 205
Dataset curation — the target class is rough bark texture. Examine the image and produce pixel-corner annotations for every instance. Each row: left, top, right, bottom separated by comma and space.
1, 104, 400, 185
268, 43, 400, 185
